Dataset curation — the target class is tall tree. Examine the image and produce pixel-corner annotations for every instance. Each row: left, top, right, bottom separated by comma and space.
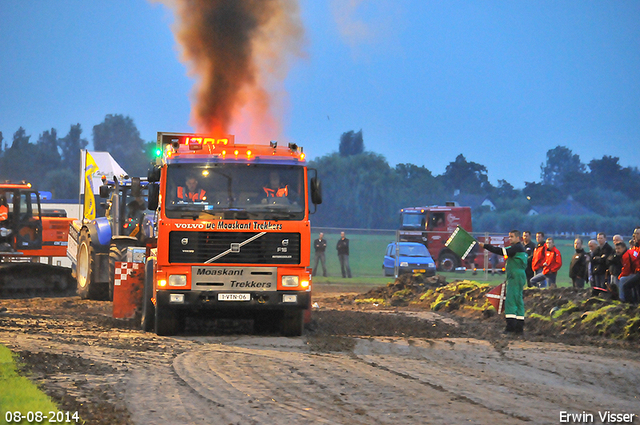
0, 128, 38, 183
522, 181, 563, 206
440, 154, 490, 194
10, 127, 30, 150
35, 128, 61, 169
588, 155, 640, 200
338, 129, 364, 156
540, 146, 586, 191
309, 152, 397, 228
44, 168, 78, 199
394, 163, 445, 207
59, 124, 88, 173
93, 114, 146, 175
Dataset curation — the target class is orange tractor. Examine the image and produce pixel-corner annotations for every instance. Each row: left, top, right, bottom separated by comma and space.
0, 182, 74, 294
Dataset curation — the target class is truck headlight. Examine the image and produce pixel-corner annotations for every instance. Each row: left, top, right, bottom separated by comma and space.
282, 276, 299, 287
428, 263, 436, 268
169, 275, 187, 287
400, 262, 408, 267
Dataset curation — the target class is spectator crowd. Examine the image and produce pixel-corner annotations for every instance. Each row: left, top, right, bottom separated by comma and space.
524, 227, 640, 303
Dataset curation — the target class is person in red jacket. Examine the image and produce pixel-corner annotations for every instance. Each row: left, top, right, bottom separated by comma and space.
616, 242, 640, 302
530, 237, 562, 288
530, 232, 547, 287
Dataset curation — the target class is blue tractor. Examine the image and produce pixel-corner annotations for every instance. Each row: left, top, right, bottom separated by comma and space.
68, 176, 155, 300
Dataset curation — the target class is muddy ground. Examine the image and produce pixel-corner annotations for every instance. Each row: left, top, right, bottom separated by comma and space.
1, 278, 639, 424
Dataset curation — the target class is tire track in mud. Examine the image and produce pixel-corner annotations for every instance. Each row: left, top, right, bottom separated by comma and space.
2, 297, 639, 425
350, 338, 640, 425
170, 342, 527, 424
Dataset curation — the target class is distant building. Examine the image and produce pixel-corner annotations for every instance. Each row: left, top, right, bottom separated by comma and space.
452, 194, 497, 212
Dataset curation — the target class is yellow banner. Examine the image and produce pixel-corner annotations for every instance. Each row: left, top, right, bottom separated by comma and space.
84, 151, 99, 220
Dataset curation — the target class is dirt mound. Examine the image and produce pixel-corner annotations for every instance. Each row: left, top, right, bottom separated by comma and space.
358, 274, 448, 306
351, 275, 640, 342
524, 288, 640, 341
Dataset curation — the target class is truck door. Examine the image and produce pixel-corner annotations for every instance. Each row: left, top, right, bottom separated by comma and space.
426, 211, 447, 248
13, 191, 43, 250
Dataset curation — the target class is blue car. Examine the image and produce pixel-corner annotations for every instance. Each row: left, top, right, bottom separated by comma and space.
383, 242, 437, 277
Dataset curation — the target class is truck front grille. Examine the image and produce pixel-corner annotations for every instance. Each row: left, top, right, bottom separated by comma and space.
169, 231, 300, 264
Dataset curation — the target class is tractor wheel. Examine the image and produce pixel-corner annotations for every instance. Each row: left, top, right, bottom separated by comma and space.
76, 230, 108, 300
438, 252, 459, 273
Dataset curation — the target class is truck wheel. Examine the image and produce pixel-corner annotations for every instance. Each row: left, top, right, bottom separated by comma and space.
280, 310, 304, 337
155, 304, 178, 336
109, 240, 136, 301
76, 230, 107, 300
140, 259, 155, 332
438, 252, 459, 272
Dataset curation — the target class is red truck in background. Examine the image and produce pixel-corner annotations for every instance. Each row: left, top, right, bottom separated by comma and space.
398, 203, 509, 272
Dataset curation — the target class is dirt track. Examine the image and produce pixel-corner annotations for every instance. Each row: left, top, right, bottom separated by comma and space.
1, 289, 639, 425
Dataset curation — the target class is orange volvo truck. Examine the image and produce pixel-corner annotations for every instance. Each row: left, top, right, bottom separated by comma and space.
141, 132, 322, 336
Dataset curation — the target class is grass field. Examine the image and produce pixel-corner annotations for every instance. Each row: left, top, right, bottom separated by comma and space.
0, 345, 60, 424
309, 230, 579, 287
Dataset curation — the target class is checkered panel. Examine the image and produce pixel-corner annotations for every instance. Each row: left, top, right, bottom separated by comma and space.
114, 262, 142, 286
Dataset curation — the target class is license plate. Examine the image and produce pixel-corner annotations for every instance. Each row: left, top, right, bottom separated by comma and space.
413, 269, 426, 273
218, 293, 251, 301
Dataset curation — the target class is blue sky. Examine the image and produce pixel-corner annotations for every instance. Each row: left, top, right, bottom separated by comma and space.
1, 1, 638, 187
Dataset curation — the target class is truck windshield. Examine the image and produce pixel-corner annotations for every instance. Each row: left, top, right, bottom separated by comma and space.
165, 163, 305, 220
401, 213, 424, 229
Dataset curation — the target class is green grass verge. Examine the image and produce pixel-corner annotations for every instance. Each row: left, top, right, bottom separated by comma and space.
0, 345, 60, 425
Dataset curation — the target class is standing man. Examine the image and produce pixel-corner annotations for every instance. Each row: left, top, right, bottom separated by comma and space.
587, 239, 598, 288
336, 231, 352, 278
591, 232, 613, 291
531, 232, 547, 287
522, 231, 536, 285
313, 232, 327, 277
530, 238, 562, 288
480, 230, 528, 334
569, 238, 589, 289
609, 235, 624, 290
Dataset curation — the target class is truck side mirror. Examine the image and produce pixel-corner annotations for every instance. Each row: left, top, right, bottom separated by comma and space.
310, 177, 322, 205
131, 177, 141, 197
147, 183, 159, 210
148, 166, 161, 183
99, 185, 109, 199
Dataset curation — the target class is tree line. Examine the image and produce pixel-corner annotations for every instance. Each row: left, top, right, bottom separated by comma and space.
309, 131, 640, 234
0, 114, 155, 199
1, 120, 637, 235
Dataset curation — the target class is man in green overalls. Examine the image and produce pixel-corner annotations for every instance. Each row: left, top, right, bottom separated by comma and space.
480, 230, 528, 334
